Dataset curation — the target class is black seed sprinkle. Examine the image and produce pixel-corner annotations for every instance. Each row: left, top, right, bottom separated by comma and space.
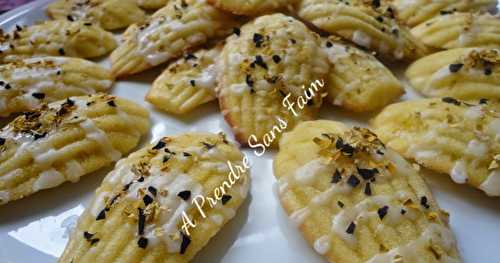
16, 24, 22, 31
346, 222, 356, 234
336, 138, 355, 156
107, 100, 116, 107
123, 181, 133, 191
253, 33, 264, 47
372, 0, 380, 8
183, 152, 192, 157
484, 66, 492, 76
32, 92, 45, 99
138, 208, 146, 235
442, 97, 460, 106
0, 138, 5, 146
138, 177, 145, 182
185, 53, 197, 60
165, 148, 175, 155
449, 63, 463, 73
254, 55, 268, 69
364, 182, 372, 196
290, 39, 296, 44
332, 169, 342, 184
4, 83, 11, 90
376, 16, 383, 22
245, 74, 254, 87
357, 167, 379, 180
420, 196, 430, 209
326, 41, 333, 48
391, 28, 399, 37
58, 48, 65, 55
33, 132, 47, 140
178, 190, 191, 200
377, 206, 389, 220
96, 209, 106, 220
84, 22, 92, 26
337, 201, 344, 208
83, 231, 94, 240
148, 186, 157, 196
138, 237, 148, 249
272, 54, 281, 63
190, 80, 196, 87
143, 195, 154, 206
180, 232, 191, 254
479, 98, 489, 104
347, 175, 360, 188
401, 209, 407, 215
202, 142, 215, 150
163, 155, 171, 163
90, 238, 100, 245
221, 195, 232, 205
0, 81, 4, 86
233, 27, 241, 36
153, 141, 166, 150
65, 98, 75, 106
67, 15, 74, 21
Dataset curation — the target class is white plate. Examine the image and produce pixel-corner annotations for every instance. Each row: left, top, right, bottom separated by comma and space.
0, 1, 499, 262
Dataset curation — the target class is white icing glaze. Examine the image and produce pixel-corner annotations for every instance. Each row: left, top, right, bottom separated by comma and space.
65, 160, 85, 183
352, 30, 371, 47
464, 106, 484, 120
209, 214, 224, 225
465, 140, 488, 157
90, 191, 111, 216
290, 206, 310, 226
450, 160, 468, 184
294, 159, 329, 186
195, 64, 217, 90
486, 119, 500, 140
0, 191, 10, 204
313, 235, 331, 255
479, 170, 500, 196
230, 83, 250, 94
0, 168, 23, 183
33, 168, 65, 191
79, 119, 121, 161
365, 224, 458, 263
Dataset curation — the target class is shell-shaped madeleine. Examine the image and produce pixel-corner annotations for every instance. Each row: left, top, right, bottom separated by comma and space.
406, 48, 500, 101
216, 14, 329, 146
146, 44, 221, 114
274, 120, 460, 263
0, 56, 114, 117
297, 0, 428, 61
59, 133, 250, 263
110, 0, 240, 77
47, 0, 146, 30
411, 12, 500, 49
206, 0, 290, 15
372, 98, 500, 196
0, 94, 150, 205
321, 37, 403, 112
0, 20, 117, 62
394, 0, 495, 28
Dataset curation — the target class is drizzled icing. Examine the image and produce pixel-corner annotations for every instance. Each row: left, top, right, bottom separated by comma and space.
365, 223, 459, 263
133, 0, 228, 66
0, 57, 112, 114
278, 127, 458, 260
87, 134, 248, 253
0, 95, 127, 202
394, 99, 499, 195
